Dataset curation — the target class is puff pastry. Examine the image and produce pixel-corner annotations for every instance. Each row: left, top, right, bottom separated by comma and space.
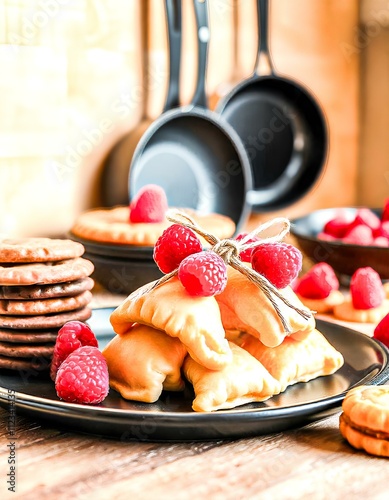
296, 290, 345, 314
110, 277, 232, 370
102, 323, 187, 403
216, 267, 315, 347
240, 329, 344, 392
183, 342, 281, 412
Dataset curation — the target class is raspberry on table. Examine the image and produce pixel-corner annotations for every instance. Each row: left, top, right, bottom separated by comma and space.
129, 184, 168, 223
295, 262, 339, 299
250, 243, 302, 289
153, 224, 202, 273
55, 346, 109, 405
235, 232, 260, 262
373, 313, 389, 348
178, 251, 227, 297
350, 267, 385, 310
50, 321, 98, 381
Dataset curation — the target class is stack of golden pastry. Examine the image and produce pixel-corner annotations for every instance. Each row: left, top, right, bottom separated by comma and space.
103, 265, 344, 412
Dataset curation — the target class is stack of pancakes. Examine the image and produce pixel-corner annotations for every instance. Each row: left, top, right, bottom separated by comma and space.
0, 238, 94, 372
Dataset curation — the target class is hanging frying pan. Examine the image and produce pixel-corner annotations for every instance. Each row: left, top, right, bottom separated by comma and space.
101, 0, 181, 206
129, 0, 253, 233
217, 0, 328, 212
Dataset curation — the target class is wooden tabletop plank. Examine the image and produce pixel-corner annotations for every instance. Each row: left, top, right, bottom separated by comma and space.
1, 406, 387, 499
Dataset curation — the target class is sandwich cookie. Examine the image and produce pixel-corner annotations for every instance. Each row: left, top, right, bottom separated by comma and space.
339, 385, 389, 457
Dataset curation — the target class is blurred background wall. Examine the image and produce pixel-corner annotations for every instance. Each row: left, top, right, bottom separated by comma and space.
0, 0, 384, 237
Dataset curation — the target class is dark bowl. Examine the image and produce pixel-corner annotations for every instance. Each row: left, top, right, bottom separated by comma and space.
290, 207, 389, 279
84, 252, 163, 295
68, 232, 154, 260
68, 232, 161, 294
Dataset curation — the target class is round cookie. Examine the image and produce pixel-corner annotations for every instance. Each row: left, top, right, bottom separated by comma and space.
0, 237, 84, 263
0, 258, 94, 286
297, 290, 344, 314
0, 307, 92, 329
0, 290, 92, 316
0, 277, 94, 300
71, 206, 236, 246
0, 328, 58, 344
0, 354, 51, 371
333, 299, 389, 323
0, 341, 54, 358
339, 385, 389, 457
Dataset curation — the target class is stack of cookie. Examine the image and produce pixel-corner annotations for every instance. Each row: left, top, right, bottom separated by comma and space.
0, 238, 94, 372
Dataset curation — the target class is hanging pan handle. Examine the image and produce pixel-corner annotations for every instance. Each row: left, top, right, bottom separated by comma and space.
191, 0, 210, 109
162, 0, 182, 112
254, 0, 274, 76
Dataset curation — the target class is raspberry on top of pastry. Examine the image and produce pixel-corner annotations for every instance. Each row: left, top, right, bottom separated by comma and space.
334, 267, 389, 323
71, 184, 236, 246
294, 263, 344, 314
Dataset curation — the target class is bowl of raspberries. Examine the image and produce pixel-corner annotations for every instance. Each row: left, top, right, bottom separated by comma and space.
290, 200, 389, 279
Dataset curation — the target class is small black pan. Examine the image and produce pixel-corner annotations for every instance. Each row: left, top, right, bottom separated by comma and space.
217, 0, 328, 212
101, 0, 181, 206
129, 0, 253, 233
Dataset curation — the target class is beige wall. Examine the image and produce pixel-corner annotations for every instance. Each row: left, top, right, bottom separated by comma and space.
0, 0, 364, 237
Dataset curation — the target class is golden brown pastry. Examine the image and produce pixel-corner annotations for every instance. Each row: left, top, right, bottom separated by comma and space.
333, 299, 389, 323
110, 277, 232, 371
102, 323, 187, 403
183, 342, 281, 412
296, 290, 345, 314
71, 206, 235, 246
215, 267, 315, 347
240, 329, 344, 392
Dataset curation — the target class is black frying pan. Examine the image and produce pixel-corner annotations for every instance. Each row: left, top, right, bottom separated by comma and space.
101, 0, 181, 206
129, 0, 253, 233
217, 0, 328, 212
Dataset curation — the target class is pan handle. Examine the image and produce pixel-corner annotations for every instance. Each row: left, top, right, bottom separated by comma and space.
162, 0, 182, 112
191, 0, 209, 109
254, 0, 274, 76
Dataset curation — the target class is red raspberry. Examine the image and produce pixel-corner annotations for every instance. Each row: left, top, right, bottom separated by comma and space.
50, 321, 98, 381
55, 346, 109, 405
323, 216, 351, 238
374, 221, 389, 239
342, 224, 373, 245
317, 232, 337, 241
373, 236, 389, 247
235, 233, 260, 262
295, 262, 339, 299
382, 199, 389, 222
374, 313, 389, 348
129, 184, 168, 223
251, 243, 302, 289
153, 224, 202, 273
178, 251, 227, 297
350, 267, 385, 310
350, 208, 381, 231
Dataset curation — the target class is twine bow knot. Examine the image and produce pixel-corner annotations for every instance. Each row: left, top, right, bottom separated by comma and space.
141, 209, 313, 332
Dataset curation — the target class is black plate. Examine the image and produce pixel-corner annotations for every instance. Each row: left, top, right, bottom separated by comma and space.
0, 308, 388, 442
290, 207, 389, 279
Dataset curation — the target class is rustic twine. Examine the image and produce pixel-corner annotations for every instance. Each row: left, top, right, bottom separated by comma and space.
139, 209, 313, 332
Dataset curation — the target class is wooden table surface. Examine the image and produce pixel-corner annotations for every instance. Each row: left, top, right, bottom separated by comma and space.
1, 290, 388, 500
